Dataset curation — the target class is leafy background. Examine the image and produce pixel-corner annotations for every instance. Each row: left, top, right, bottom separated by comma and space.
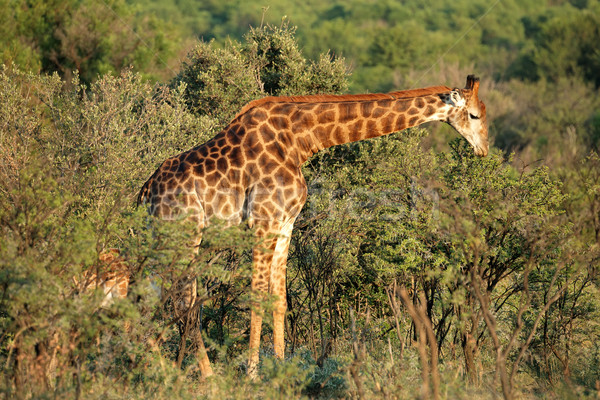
0, 0, 599, 398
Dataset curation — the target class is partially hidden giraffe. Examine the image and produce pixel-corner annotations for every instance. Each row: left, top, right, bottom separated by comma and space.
138, 75, 488, 377
42, 250, 130, 389
73, 249, 130, 307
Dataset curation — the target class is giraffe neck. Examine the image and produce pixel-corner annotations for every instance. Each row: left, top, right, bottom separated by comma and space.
286, 93, 452, 164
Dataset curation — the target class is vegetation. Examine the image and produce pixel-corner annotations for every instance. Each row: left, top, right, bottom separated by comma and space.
1, 1, 599, 399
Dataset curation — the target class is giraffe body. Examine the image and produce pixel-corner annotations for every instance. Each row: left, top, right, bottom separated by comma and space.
73, 249, 129, 307
139, 75, 488, 376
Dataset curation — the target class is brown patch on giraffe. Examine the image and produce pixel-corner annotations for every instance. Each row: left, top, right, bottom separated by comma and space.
185, 151, 201, 164
261, 175, 275, 188
260, 124, 277, 143
243, 163, 258, 186
333, 126, 346, 145
226, 167, 242, 184
275, 166, 295, 186
262, 159, 279, 176
166, 192, 176, 202
317, 110, 336, 124
371, 107, 386, 119
204, 186, 216, 199
291, 112, 316, 133
194, 163, 205, 176
158, 181, 167, 193
349, 119, 364, 133
227, 122, 241, 133
266, 141, 286, 162
245, 134, 264, 156
283, 188, 295, 198
395, 115, 407, 130
407, 107, 419, 115
178, 162, 191, 175
183, 178, 194, 192
339, 103, 358, 122
278, 131, 293, 148
424, 105, 435, 117
229, 146, 245, 168
204, 171, 221, 188
393, 101, 410, 113
360, 102, 374, 118
217, 157, 228, 171
250, 109, 268, 122
227, 130, 243, 146
269, 116, 290, 131
270, 104, 292, 115
415, 97, 426, 108
409, 116, 420, 126
204, 158, 217, 173
315, 103, 334, 114
381, 118, 393, 133
220, 145, 231, 156
366, 120, 378, 134
296, 136, 312, 155
312, 125, 327, 140
197, 146, 209, 157
220, 202, 233, 215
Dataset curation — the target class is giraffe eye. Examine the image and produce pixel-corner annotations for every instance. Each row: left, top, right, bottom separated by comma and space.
469, 113, 480, 120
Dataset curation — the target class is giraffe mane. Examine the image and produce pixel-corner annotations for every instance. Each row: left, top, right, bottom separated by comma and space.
233, 86, 452, 120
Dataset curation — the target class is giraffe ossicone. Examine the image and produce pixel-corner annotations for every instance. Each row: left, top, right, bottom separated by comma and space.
138, 75, 488, 377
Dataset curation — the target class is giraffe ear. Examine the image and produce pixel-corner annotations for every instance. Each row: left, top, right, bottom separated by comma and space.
465, 75, 480, 99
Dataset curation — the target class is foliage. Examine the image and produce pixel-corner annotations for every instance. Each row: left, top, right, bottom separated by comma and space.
171, 23, 347, 126
1, 7, 600, 400
0, 0, 177, 84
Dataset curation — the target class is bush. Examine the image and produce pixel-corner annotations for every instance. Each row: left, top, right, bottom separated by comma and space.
1, 20, 599, 399
171, 22, 348, 126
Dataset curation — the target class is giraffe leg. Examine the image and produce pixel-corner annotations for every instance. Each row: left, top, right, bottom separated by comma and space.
190, 231, 214, 378
174, 272, 214, 378
248, 229, 278, 378
270, 221, 294, 361
172, 228, 214, 378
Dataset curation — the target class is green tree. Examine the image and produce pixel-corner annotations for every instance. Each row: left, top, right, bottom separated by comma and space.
510, 3, 600, 87
171, 23, 347, 125
0, 0, 177, 84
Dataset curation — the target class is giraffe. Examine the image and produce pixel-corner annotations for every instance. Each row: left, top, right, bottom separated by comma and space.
138, 75, 488, 377
41, 249, 130, 389
73, 249, 130, 307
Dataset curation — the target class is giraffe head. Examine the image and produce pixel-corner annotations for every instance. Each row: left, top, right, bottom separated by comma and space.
442, 75, 488, 157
